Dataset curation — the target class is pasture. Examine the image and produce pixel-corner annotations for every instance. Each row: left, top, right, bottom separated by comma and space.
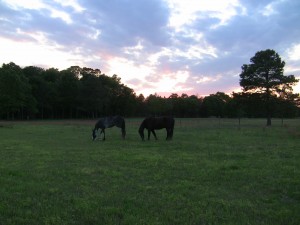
0, 118, 299, 225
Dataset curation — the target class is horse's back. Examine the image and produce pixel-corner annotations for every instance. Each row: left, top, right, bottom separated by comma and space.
95, 116, 124, 129
113, 115, 125, 128
145, 116, 174, 130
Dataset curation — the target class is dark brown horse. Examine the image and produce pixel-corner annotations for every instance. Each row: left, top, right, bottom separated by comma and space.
138, 116, 174, 141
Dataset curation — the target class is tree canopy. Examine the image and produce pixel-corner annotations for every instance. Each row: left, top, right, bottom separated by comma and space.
239, 49, 299, 125
0, 58, 299, 120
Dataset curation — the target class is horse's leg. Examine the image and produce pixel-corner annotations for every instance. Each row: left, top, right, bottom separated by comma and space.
152, 130, 157, 140
166, 128, 169, 140
101, 128, 105, 141
147, 129, 151, 140
92, 128, 98, 140
121, 121, 126, 139
121, 127, 126, 139
115, 117, 126, 139
98, 129, 102, 140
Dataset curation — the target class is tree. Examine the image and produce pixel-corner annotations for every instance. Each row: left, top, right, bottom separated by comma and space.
23, 66, 48, 118
43, 68, 60, 118
0, 62, 36, 119
146, 94, 164, 116
79, 67, 106, 118
201, 92, 230, 117
182, 94, 201, 117
135, 94, 146, 116
57, 68, 79, 118
239, 49, 299, 126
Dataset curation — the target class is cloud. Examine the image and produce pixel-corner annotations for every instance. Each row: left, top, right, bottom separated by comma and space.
0, 0, 299, 96
81, 0, 171, 50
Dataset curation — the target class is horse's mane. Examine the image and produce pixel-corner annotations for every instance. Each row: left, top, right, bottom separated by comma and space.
138, 118, 147, 131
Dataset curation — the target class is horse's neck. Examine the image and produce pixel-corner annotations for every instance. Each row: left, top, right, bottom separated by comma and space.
95, 119, 105, 129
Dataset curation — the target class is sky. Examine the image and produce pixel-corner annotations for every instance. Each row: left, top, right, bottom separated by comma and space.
0, 0, 300, 97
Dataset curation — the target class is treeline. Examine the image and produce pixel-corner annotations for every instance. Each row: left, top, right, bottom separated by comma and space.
0, 62, 299, 120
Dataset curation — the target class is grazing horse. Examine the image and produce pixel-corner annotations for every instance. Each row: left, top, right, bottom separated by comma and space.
139, 116, 174, 141
92, 116, 126, 141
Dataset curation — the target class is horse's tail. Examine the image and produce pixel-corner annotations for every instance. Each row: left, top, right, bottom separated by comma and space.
121, 118, 126, 139
169, 117, 175, 139
138, 119, 145, 141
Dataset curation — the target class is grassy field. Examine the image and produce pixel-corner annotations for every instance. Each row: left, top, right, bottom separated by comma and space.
0, 118, 299, 225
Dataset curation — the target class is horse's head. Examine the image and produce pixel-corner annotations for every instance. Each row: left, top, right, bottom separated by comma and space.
92, 128, 97, 140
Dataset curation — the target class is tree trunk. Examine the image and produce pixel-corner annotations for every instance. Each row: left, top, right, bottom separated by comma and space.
266, 100, 272, 126
266, 86, 272, 126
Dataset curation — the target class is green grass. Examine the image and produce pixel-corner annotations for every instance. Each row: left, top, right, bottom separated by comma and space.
0, 118, 300, 225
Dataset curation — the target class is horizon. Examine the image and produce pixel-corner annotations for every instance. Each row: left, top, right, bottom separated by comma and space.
1, 0, 300, 96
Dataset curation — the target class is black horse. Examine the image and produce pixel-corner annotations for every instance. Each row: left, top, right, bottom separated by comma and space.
92, 116, 126, 141
139, 116, 174, 141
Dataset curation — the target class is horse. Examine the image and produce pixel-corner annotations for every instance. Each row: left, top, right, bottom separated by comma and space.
138, 116, 175, 141
92, 116, 126, 141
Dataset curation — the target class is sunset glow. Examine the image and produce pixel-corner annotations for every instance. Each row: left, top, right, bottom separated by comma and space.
0, 0, 299, 96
